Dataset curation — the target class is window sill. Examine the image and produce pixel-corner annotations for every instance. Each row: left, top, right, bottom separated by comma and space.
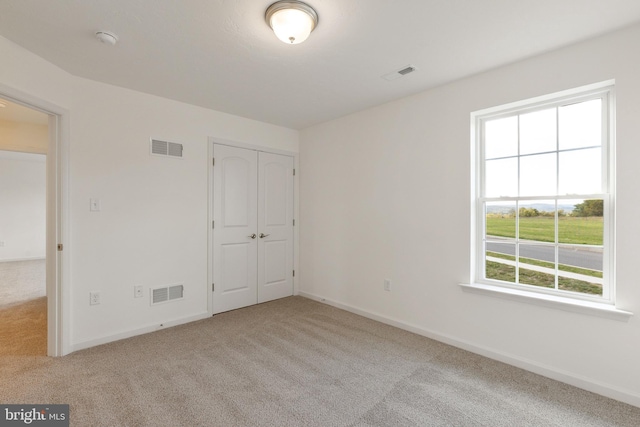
460, 283, 633, 322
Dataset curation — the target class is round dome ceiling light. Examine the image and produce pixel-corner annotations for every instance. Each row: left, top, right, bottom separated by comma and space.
265, 1, 318, 45
95, 31, 118, 46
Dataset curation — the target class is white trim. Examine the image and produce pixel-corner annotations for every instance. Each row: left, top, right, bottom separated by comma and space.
207, 142, 214, 316
460, 282, 631, 321
0, 256, 46, 263
0, 83, 70, 357
292, 153, 299, 296
299, 291, 640, 408
472, 80, 615, 117
605, 87, 617, 304
0, 151, 46, 161
69, 311, 210, 353
208, 137, 296, 157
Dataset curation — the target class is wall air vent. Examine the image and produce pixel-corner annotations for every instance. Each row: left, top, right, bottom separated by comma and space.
151, 284, 184, 305
382, 65, 418, 81
151, 139, 183, 158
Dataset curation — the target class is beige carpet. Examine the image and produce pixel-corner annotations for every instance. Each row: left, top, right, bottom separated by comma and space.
1, 296, 638, 426
0, 259, 47, 356
0, 296, 47, 356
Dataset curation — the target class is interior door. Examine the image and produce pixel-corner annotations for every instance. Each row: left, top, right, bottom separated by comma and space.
213, 144, 258, 314
257, 152, 294, 303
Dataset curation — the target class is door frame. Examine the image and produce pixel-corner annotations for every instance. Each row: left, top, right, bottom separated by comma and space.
0, 83, 70, 356
207, 137, 299, 316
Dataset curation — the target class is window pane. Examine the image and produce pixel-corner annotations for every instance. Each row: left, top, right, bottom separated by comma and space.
558, 276, 602, 296
559, 245, 603, 272
560, 199, 603, 245
557, 245, 603, 296
518, 243, 556, 289
520, 107, 556, 155
519, 242, 556, 264
485, 116, 518, 159
520, 153, 556, 197
518, 201, 555, 243
486, 158, 517, 197
485, 242, 515, 283
558, 148, 601, 195
559, 99, 602, 150
486, 202, 516, 239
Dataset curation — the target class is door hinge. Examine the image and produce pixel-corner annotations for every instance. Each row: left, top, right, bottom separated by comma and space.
293, 270, 295, 277
212, 220, 215, 229
293, 219, 295, 226
212, 283, 214, 292
57, 243, 63, 251
293, 168, 296, 176
212, 157, 215, 166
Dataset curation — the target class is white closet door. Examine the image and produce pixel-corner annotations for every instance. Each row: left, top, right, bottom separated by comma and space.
213, 144, 258, 314
257, 152, 294, 303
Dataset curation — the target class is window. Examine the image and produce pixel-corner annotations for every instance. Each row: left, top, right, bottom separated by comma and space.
472, 82, 614, 303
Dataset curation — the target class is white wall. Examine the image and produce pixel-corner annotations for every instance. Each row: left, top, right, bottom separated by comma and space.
69, 77, 298, 347
0, 35, 299, 352
0, 151, 46, 261
300, 24, 640, 406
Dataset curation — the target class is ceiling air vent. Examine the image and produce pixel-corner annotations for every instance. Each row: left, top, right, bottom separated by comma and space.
151, 284, 184, 305
151, 139, 183, 159
382, 65, 418, 81
398, 66, 415, 75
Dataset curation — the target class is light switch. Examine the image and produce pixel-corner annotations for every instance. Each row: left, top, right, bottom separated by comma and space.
90, 198, 101, 212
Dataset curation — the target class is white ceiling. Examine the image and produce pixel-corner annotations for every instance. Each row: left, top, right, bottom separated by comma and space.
1, 0, 639, 130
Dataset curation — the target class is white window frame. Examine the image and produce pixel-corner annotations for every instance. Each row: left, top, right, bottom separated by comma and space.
470, 81, 620, 309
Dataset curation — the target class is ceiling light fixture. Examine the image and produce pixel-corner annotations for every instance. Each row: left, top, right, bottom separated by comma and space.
95, 31, 118, 46
265, 1, 318, 45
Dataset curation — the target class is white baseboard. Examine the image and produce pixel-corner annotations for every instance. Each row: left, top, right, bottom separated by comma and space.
68, 311, 211, 354
299, 291, 640, 409
0, 256, 46, 263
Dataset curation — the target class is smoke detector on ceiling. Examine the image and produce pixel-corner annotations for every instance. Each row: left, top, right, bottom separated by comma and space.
382, 65, 417, 81
95, 31, 118, 46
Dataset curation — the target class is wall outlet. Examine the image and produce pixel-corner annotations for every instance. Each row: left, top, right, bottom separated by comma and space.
384, 279, 391, 292
89, 291, 101, 305
0, 241, 4, 247
134, 285, 143, 298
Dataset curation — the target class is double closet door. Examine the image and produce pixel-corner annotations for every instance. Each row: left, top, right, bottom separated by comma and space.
212, 144, 294, 314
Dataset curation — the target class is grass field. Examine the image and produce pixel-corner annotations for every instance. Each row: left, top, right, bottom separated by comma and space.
486, 215, 603, 245
486, 251, 602, 278
485, 260, 602, 295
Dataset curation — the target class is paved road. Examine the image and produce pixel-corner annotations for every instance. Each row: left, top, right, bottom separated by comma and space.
486, 241, 602, 271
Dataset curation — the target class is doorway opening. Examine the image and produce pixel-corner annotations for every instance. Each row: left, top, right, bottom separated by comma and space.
0, 97, 52, 356
0, 98, 50, 356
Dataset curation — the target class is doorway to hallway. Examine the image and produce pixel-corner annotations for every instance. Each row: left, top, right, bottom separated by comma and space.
0, 99, 49, 355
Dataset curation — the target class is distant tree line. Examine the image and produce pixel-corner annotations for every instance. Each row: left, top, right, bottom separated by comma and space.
572, 199, 603, 217
489, 200, 603, 218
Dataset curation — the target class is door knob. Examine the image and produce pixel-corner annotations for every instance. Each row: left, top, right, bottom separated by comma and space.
259, 233, 270, 238
248, 234, 257, 239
